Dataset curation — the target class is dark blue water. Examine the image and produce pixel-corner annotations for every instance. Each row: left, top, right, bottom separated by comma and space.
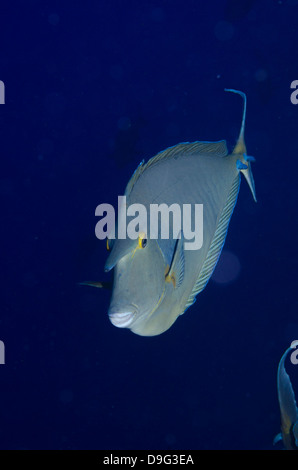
1, 0, 298, 450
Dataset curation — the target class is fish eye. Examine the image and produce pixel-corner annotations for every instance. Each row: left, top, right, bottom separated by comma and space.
138, 233, 147, 249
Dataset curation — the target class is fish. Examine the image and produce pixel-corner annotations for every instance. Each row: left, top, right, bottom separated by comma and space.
79, 281, 112, 290
274, 343, 298, 450
91, 89, 256, 336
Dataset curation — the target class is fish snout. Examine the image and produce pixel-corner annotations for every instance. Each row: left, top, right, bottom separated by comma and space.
108, 311, 135, 328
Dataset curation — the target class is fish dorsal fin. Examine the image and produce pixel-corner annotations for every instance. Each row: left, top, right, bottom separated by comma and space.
165, 232, 185, 289
125, 141, 228, 197
125, 159, 145, 196
144, 140, 228, 172
182, 172, 240, 313
225, 88, 257, 203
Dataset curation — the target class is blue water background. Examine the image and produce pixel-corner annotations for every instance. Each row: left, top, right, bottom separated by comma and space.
0, 0, 298, 449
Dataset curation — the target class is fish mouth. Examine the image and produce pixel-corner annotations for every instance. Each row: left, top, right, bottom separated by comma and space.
109, 311, 135, 328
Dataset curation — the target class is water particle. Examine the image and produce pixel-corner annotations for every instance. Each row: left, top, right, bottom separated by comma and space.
48, 13, 60, 26
214, 21, 234, 41
211, 250, 241, 284
255, 69, 268, 82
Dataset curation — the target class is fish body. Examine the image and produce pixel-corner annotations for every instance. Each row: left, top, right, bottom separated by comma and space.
276, 344, 298, 450
103, 89, 256, 336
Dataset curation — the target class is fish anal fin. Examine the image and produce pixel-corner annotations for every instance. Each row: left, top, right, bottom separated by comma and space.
184, 173, 240, 311
165, 234, 185, 289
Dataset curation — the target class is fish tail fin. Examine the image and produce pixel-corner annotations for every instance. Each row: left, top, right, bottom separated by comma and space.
236, 158, 257, 202
225, 88, 247, 154
225, 88, 257, 202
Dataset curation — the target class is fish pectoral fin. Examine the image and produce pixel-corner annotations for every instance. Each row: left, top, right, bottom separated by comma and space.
165, 232, 185, 289
78, 281, 112, 290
